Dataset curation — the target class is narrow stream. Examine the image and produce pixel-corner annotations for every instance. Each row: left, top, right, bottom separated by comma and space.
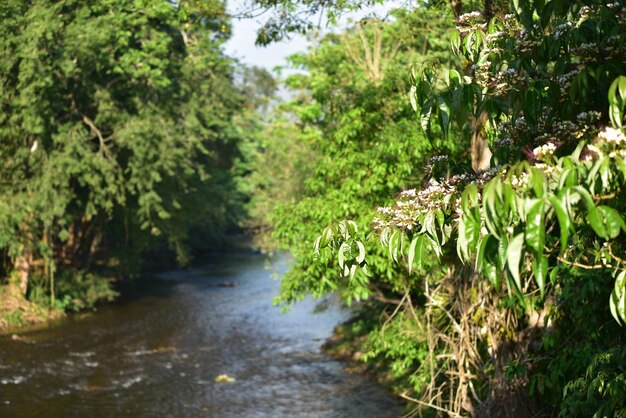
0, 253, 403, 417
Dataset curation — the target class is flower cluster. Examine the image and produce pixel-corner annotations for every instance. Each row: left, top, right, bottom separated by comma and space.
496, 111, 600, 153
456, 12, 485, 33
516, 27, 541, 54
425, 154, 450, 174
372, 168, 503, 231
577, 5, 593, 22
597, 127, 626, 145
556, 70, 578, 93
553, 21, 573, 39
594, 127, 626, 162
533, 119, 590, 146
532, 142, 557, 160
577, 111, 602, 126
510, 172, 529, 188
374, 180, 461, 230
489, 67, 523, 97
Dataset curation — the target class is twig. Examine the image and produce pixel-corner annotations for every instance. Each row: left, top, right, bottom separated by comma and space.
82, 115, 112, 159
556, 255, 607, 270
608, 244, 626, 265
400, 392, 463, 418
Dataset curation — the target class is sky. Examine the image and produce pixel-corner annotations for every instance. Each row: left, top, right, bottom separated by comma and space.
223, 12, 307, 74
223, 1, 404, 76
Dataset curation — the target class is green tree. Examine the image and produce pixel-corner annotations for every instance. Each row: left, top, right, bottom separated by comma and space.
253, 0, 626, 416
261, 7, 460, 304
315, 1, 626, 416
0, 0, 244, 305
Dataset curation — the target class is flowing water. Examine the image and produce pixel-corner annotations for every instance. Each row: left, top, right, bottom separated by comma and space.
0, 253, 403, 417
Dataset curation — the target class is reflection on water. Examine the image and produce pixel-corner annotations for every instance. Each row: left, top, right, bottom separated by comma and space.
0, 253, 403, 418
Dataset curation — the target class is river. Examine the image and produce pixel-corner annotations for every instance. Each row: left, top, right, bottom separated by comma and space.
0, 253, 403, 417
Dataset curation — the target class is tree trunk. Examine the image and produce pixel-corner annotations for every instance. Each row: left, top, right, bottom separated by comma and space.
14, 247, 32, 296
450, 0, 463, 18
471, 111, 492, 173
483, 0, 494, 21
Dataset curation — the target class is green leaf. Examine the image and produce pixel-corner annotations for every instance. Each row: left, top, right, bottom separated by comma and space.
608, 76, 626, 128
451, 30, 461, 54
525, 200, 545, 253
483, 180, 500, 238
484, 260, 499, 289
409, 85, 418, 112
610, 271, 626, 324
476, 233, 491, 271
497, 236, 508, 271
598, 206, 625, 239
457, 206, 480, 264
532, 254, 548, 297
338, 242, 350, 269
548, 195, 571, 253
349, 264, 357, 281
529, 168, 545, 198
355, 240, 366, 264
587, 208, 608, 239
437, 96, 450, 138
507, 233, 525, 292
408, 234, 425, 274
457, 216, 468, 262
524, 87, 542, 125
362, 264, 373, 278
388, 230, 400, 262
571, 186, 607, 239
313, 235, 322, 256
435, 209, 446, 244
420, 101, 433, 140
462, 184, 480, 212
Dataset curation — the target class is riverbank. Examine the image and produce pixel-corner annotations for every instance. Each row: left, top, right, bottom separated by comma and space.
0, 239, 253, 334
0, 285, 64, 332
0, 269, 118, 333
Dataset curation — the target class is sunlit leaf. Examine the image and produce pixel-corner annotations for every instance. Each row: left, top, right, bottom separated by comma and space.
408, 234, 425, 274
526, 200, 545, 253
548, 196, 570, 253
532, 254, 548, 297
507, 233, 525, 292
355, 240, 366, 264
598, 206, 625, 239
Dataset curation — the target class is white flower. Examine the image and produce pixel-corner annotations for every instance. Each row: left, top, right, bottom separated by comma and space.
511, 172, 529, 188
532, 142, 557, 159
459, 11, 481, 22
598, 127, 626, 144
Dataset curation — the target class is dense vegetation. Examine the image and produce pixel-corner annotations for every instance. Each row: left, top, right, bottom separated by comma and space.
252, 0, 626, 416
2, 0, 626, 416
0, 0, 254, 324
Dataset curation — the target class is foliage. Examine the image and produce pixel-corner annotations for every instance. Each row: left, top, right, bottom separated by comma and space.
0, 0, 248, 307
244, 116, 318, 252
304, 0, 626, 416
264, 6, 460, 307
560, 346, 626, 418
241, 0, 385, 45
28, 270, 118, 312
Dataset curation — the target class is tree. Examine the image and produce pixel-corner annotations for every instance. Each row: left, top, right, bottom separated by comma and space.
0, 0, 244, 305
250, 0, 626, 415
258, 7, 460, 306
315, 1, 626, 416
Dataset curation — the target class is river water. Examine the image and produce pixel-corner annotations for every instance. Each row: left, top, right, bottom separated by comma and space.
0, 253, 403, 417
